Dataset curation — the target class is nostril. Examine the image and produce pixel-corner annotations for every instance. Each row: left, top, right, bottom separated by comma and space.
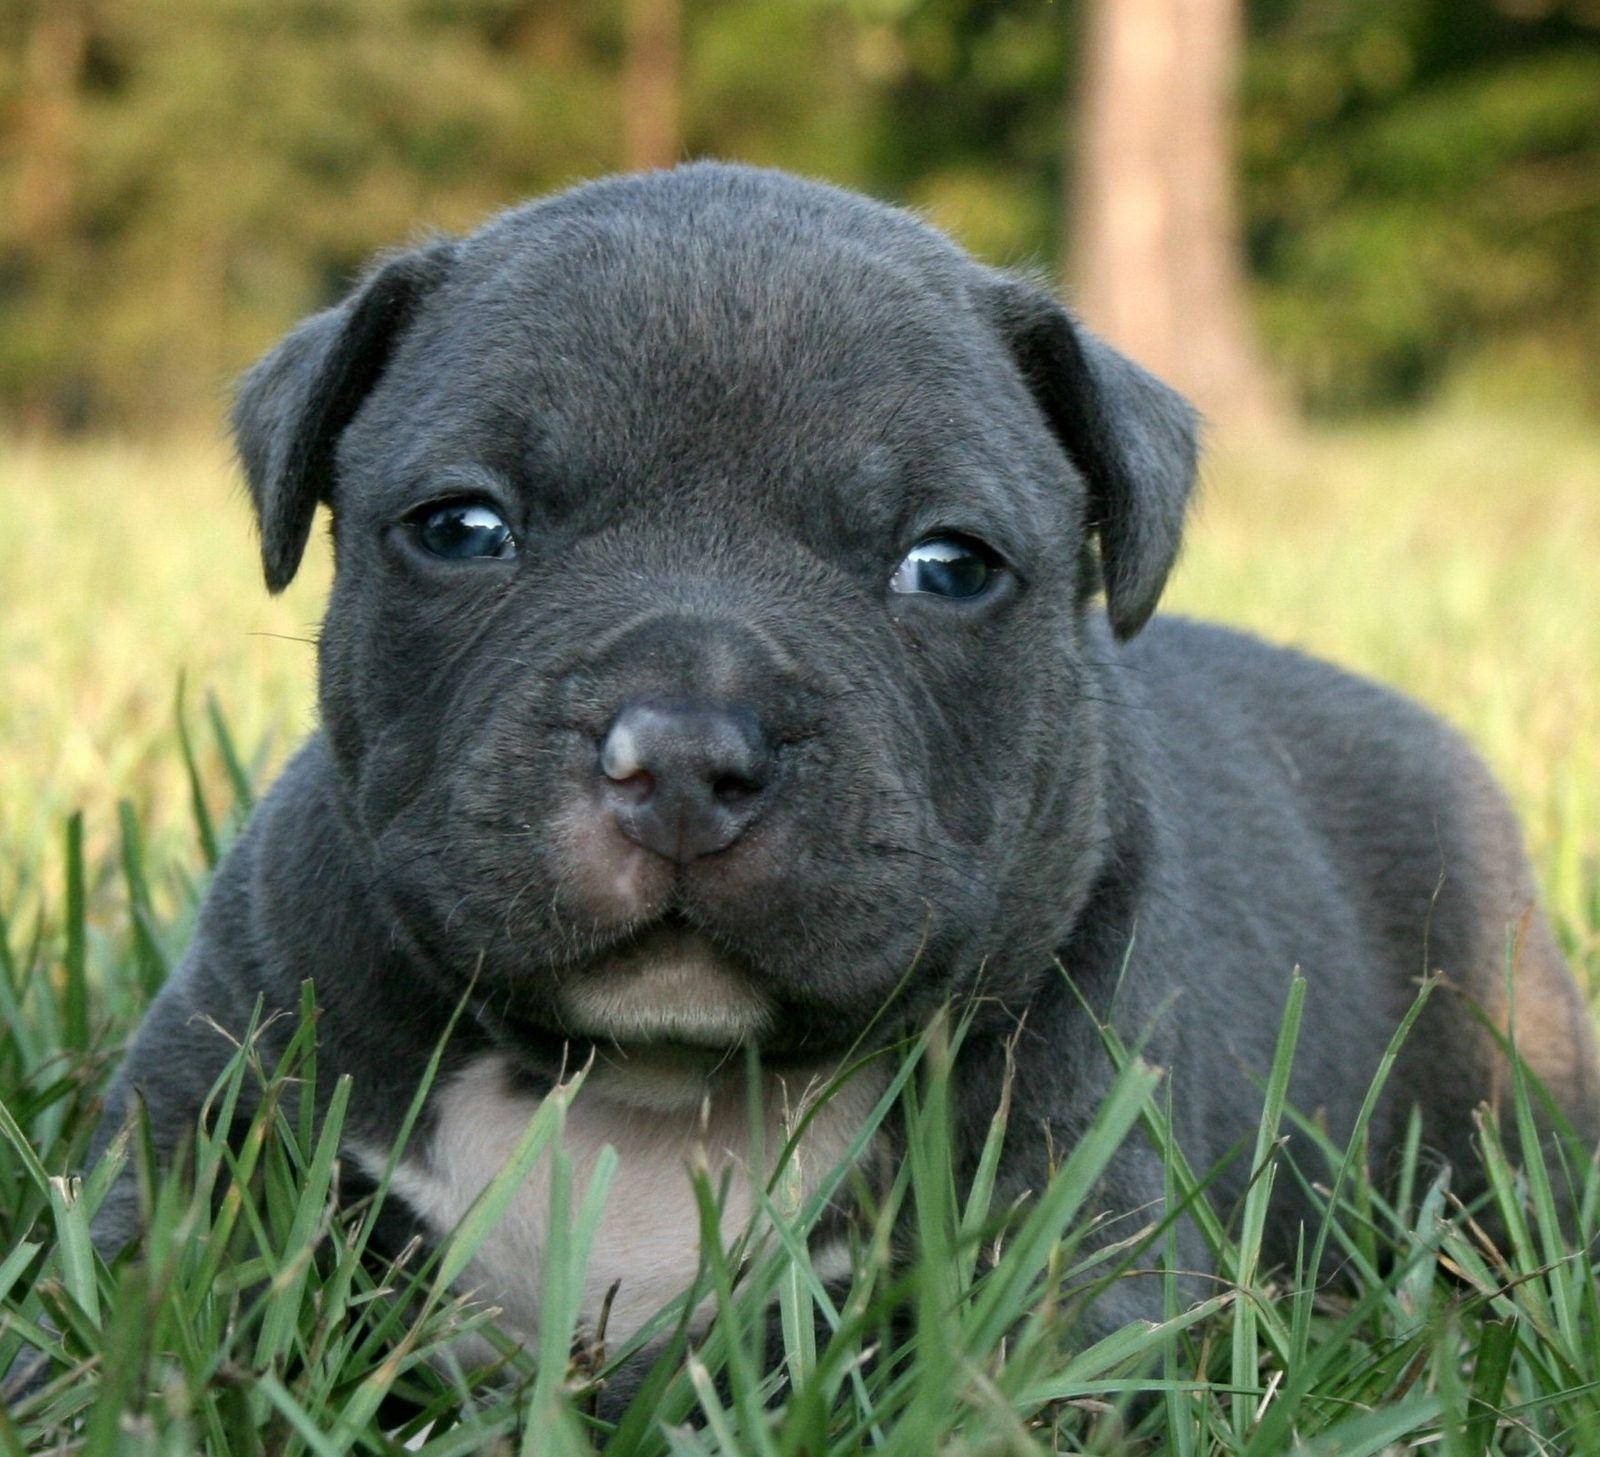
711, 771, 763, 804
605, 767, 656, 805
713, 767, 755, 802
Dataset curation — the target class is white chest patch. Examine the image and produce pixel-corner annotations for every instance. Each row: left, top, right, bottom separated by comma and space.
349, 1051, 880, 1355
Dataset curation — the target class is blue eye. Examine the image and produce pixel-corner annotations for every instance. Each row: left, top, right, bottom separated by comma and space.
412, 501, 516, 561
889, 536, 1001, 599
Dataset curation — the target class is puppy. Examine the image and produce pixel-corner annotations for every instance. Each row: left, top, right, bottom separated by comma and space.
89, 163, 1596, 1375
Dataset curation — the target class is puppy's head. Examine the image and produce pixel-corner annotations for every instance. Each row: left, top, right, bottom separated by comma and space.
233, 164, 1196, 1062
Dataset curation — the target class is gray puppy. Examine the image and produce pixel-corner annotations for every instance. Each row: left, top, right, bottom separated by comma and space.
92, 164, 1595, 1372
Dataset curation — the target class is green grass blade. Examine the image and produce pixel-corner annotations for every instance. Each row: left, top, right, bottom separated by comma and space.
963, 1051, 1162, 1356
1295, 1390, 1442, 1455
0, 1090, 51, 1192
430, 1075, 577, 1299
689, 1162, 780, 1457
294, 978, 319, 1159
1231, 970, 1305, 1439
956, 1035, 1013, 1290
175, 676, 220, 869
45, 1176, 99, 1328
684, 1358, 739, 1454
256, 1373, 345, 1457
0, 1404, 26, 1457
206, 691, 257, 815
117, 799, 171, 999
61, 813, 89, 1051
1464, 1316, 1518, 1455
0, 901, 41, 1071
253, 1073, 352, 1367
1016, 1292, 1235, 1403
772, 1131, 819, 1393
522, 1132, 616, 1454
1301, 971, 1439, 1300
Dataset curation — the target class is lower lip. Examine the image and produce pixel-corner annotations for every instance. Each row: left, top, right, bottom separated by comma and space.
555, 926, 774, 1045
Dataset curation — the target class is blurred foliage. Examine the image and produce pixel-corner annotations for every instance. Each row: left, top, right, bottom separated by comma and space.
1242, 0, 1600, 412
0, 0, 1596, 428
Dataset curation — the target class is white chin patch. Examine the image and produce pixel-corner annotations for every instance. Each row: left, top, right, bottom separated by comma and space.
556, 935, 774, 1049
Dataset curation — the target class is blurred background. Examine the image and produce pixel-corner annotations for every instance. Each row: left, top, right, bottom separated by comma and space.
1, 0, 1596, 986
3, 0, 1598, 431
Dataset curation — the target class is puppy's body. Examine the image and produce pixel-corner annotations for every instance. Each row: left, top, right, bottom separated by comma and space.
91, 164, 1595, 1366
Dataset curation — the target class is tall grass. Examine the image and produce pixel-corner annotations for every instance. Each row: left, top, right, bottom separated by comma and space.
3, 729, 1599, 1452
2, 410, 1598, 1449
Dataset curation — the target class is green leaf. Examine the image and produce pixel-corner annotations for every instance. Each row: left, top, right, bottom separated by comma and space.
61, 813, 88, 1052
176, 676, 220, 870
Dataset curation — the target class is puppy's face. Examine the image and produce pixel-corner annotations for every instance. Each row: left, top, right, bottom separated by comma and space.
234, 167, 1196, 1061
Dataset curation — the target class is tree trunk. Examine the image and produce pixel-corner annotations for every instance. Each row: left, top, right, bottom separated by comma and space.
13, 2, 88, 248
1069, 0, 1284, 432
12, 2, 90, 430
622, 0, 682, 172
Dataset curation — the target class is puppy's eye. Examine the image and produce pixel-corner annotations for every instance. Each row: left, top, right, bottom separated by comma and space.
410, 501, 517, 561
889, 535, 1001, 599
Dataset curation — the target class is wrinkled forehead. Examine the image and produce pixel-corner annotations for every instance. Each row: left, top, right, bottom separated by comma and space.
342, 207, 1073, 545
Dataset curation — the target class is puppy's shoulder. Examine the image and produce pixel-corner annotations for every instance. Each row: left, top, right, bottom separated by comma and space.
1114, 614, 1531, 890
1123, 613, 1463, 759
1122, 614, 1552, 972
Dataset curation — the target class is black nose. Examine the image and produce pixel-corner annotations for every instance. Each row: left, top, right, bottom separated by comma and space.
598, 700, 775, 863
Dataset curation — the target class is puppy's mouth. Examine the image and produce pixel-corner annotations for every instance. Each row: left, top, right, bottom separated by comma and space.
553, 916, 774, 1051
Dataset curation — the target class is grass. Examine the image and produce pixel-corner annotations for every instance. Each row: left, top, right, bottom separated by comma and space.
1, 408, 1598, 1451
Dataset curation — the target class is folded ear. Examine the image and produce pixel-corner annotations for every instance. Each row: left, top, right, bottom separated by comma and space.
232, 242, 455, 592
979, 275, 1199, 639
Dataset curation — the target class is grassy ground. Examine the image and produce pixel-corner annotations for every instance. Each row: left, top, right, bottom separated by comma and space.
1, 412, 1598, 1452
0, 432, 330, 901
